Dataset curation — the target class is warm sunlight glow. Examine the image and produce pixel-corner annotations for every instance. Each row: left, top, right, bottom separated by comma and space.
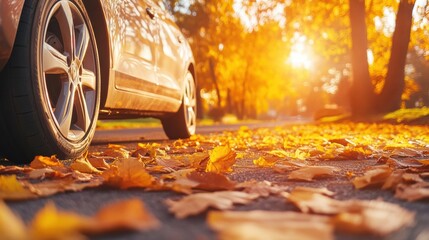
287, 41, 313, 69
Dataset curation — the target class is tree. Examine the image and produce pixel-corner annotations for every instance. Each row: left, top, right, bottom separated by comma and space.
348, 0, 416, 116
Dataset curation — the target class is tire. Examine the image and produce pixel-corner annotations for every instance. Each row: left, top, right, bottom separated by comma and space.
0, 0, 100, 163
161, 71, 197, 139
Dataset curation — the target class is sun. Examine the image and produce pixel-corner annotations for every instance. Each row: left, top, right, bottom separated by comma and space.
287, 41, 313, 69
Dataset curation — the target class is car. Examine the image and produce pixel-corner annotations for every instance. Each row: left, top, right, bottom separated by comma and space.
0, 0, 197, 163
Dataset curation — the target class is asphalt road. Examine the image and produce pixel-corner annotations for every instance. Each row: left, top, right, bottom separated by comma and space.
5, 121, 429, 240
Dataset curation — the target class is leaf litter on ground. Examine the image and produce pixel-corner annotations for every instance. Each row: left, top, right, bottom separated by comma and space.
2, 123, 429, 238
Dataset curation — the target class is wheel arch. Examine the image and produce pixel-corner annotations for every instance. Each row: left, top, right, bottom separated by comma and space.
82, 0, 110, 108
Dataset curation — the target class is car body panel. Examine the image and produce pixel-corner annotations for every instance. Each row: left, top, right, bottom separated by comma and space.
0, 0, 25, 70
1, 0, 194, 117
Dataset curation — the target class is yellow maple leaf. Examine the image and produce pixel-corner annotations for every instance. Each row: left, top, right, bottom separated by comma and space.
205, 145, 237, 174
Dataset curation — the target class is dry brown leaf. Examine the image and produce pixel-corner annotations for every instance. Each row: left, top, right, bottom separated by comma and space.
288, 166, 340, 181
390, 148, 422, 157
352, 165, 393, 189
29, 202, 92, 240
0, 175, 36, 200
284, 190, 414, 236
235, 180, 288, 197
0, 201, 27, 240
208, 210, 333, 240
205, 145, 237, 174
402, 173, 424, 183
187, 171, 235, 191
0, 165, 32, 174
395, 183, 429, 201
104, 144, 130, 158
382, 169, 407, 190
87, 157, 110, 170
292, 186, 335, 196
27, 175, 103, 197
28, 168, 66, 180
166, 191, 258, 218
70, 157, 102, 174
102, 158, 155, 189
333, 200, 415, 236
30, 155, 63, 169
87, 199, 160, 233
377, 156, 423, 168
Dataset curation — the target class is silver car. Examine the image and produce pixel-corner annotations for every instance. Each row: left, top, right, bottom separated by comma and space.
0, 0, 197, 163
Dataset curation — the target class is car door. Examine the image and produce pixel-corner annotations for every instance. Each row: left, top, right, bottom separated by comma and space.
148, 1, 185, 101
114, 0, 159, 95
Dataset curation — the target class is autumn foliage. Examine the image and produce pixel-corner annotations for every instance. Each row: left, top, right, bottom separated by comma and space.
2, 122, 429, 238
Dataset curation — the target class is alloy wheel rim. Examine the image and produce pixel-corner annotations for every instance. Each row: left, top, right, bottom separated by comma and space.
184, 73, 197, 135
41, 0, 97, 141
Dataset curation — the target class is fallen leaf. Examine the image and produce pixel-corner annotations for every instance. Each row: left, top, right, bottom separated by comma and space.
87, 199, 160, 233
70, 157, 102, 174
28, 168, 65, 180
292, 186, 335, 196
0, 201, 27, 240
205, 146, 237, 174
235, 180, 288, 197
187, 171, 236, 191
333, 200, 415, 236
288, 166, 340, 181
87, 157, 110, 170
166, 191, 258, 218
0, 175, 36, 200
102, 158, 155, 189
395, 183, 429, 201
0, 165, 32, 174
253, 156, 277, 167
208, 210, 333, 240
352, 165, 393, 189
284, 190, 414, 236
30, 155, 63, 169
329, 138, 354, 146
382, 169, 407, 190
29, 202, 92, 240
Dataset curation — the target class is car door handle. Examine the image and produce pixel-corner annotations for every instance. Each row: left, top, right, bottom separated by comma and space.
146, 7, 156, 19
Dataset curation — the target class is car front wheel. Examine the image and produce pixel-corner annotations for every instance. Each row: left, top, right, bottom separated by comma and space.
161, 71, 197, 139
0, 0, 100, 163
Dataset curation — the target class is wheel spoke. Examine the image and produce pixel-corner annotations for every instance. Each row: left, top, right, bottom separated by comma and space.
57, 1, 75, 60
80, 68, 96, 90
43, 43, 69, 74
75, 23, 89, 62
54, 81, 75, 136
75, 85, 91, 132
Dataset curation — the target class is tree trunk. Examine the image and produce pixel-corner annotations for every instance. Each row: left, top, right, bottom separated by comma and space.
348, 0, 376, 117
208, 57, 222, 108
376, 0, 415, 113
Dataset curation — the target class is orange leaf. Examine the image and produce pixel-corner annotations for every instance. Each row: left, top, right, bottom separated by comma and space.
102, 158, 155, 189
30, 155, 63, 169
70, 157, 102, 174
88, 199, 160, 233
253, 156, 277, 167
187, 171, 236, 191
205, 146, 237, 174
288, 166, 340, 181
29, 202, 92, 240
166, 191, 258, 218
208, 210, 334, 240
